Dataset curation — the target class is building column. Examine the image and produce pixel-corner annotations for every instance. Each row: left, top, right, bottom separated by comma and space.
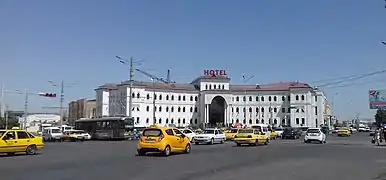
205, 104, 209, 123
224, 105, 227, 125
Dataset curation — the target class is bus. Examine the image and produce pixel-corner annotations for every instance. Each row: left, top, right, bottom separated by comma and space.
74, 117, 134, 140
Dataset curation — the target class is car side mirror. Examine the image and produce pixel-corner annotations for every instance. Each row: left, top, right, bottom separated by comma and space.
180, 134, 186, 138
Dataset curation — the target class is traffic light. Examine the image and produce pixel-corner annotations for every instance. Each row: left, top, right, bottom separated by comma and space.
39, 92, 57, 98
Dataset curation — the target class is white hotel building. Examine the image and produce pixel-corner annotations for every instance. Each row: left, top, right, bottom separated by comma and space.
95, 75, 330, 128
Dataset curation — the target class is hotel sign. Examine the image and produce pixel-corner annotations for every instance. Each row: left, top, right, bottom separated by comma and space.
203, 69, 227, 76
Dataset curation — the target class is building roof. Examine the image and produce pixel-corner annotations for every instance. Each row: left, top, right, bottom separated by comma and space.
111, 80, 313, 92
94, 83, 119, 91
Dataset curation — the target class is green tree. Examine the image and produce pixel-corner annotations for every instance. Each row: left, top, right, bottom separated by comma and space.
375, 109, 386, 127
0, 116, 20, 129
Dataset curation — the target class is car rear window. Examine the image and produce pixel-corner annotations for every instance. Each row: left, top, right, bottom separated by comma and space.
230, 129, 238, 133
143, 129, 162, 137
307, 129, 320, 133
238, 129, 254, 133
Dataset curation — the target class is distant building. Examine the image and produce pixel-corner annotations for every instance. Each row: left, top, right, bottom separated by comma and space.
5, 110, 24, 119
18, 113, 60, 133
95, 73, 331, 128
68, 99, 96, 124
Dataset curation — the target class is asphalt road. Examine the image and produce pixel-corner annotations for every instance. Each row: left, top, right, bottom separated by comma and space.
1, 132, 386, 180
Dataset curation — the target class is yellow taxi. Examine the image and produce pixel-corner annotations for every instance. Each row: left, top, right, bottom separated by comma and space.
233, 128, 269, 146
225, 128, 239, 140
137, 125, 191, 156
270, 130, 278, 140
337, 127, 351, 137
0, 128, 44, 155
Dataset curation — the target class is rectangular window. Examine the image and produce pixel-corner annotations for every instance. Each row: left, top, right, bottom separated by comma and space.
301, 118, 305, 125
315, 107, 318, 115
296, 118, 300, 124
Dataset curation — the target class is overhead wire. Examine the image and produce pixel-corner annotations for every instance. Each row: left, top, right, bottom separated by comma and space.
313, 69, 386, 88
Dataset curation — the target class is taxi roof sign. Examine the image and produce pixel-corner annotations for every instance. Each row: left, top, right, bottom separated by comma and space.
149, 124, 158, 128
11, 127, 20, 129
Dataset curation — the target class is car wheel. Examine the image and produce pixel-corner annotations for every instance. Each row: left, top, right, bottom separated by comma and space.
220, 139, 224, 144
26, 145, 38, 155
163, 145, 171, 156
195, 142, 199, 145
254, 139, 259, 146
184, 144, 191, 154
236, 143, 241, 146
319, 140, 323, 144
209, 138, 214, 145
264, 139, 269, 145
137, 149, 146, 156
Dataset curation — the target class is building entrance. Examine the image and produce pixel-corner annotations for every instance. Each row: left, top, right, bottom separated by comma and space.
209, 96, 226, 127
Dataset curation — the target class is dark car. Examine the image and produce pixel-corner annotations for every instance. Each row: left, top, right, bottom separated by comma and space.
282, 128, 301, 139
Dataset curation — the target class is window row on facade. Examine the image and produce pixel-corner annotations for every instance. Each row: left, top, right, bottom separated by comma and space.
231, 107, 306, 113
130, 93, 198, 102
233, 94, 311, 102
231, 117, 306, 125
134, 117, 198, 125
145, 106, 198, 113
204, 84, 225, 90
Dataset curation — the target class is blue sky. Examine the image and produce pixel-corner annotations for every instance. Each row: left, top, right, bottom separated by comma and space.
1, 0, 385, 121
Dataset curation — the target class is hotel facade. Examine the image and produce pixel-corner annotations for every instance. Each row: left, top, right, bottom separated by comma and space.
95, 72, 331, 128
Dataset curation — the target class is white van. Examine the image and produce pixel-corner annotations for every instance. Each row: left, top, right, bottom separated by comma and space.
42, 127, 63, 141
60, 125, 74, 133
251, 124, 271, 141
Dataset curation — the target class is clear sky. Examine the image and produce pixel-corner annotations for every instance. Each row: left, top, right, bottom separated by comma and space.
1, 0, 385, 121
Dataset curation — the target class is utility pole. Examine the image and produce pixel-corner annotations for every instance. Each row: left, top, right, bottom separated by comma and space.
48, 80, 75, 127
152, 78, 156, 124
242, 75, 254, 124
60, 80, 64, 127
0, 84, 3, 119
116, 56, 143, 118
23, 92, 28, 130
129, 58, 134, 118
4, 104, 8, 130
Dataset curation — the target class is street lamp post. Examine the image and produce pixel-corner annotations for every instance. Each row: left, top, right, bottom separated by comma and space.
48, 80, 75, 127
152, 78, 156, 124
116, 56, 143, 118
242, 75, 254, 124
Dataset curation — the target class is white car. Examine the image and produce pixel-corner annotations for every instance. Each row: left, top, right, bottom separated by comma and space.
194, 128, 226, 145
179, 128, 197, 142
304, 128, 326, 144
274, 127, 284, 137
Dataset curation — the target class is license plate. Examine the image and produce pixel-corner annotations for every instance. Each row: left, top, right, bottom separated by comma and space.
310, 134, 318, 136
146, 139, 155, 143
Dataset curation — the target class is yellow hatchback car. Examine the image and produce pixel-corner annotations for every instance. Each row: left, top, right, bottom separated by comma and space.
225, 128, 239, 140
0, 128, 44, 155
137, 125, 191, 156
338, 128, 351, 137
233, 128, 269, 146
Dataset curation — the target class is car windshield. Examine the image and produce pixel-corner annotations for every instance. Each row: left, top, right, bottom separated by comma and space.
275, 127, 283, 131
203, 130, 215, 134
0, 130, 5, 137
238, 129, 254, 133
142, 129, 162, 137
230, 129, 238, 133
307, 129, 320, 133
51, 129, 61, 133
